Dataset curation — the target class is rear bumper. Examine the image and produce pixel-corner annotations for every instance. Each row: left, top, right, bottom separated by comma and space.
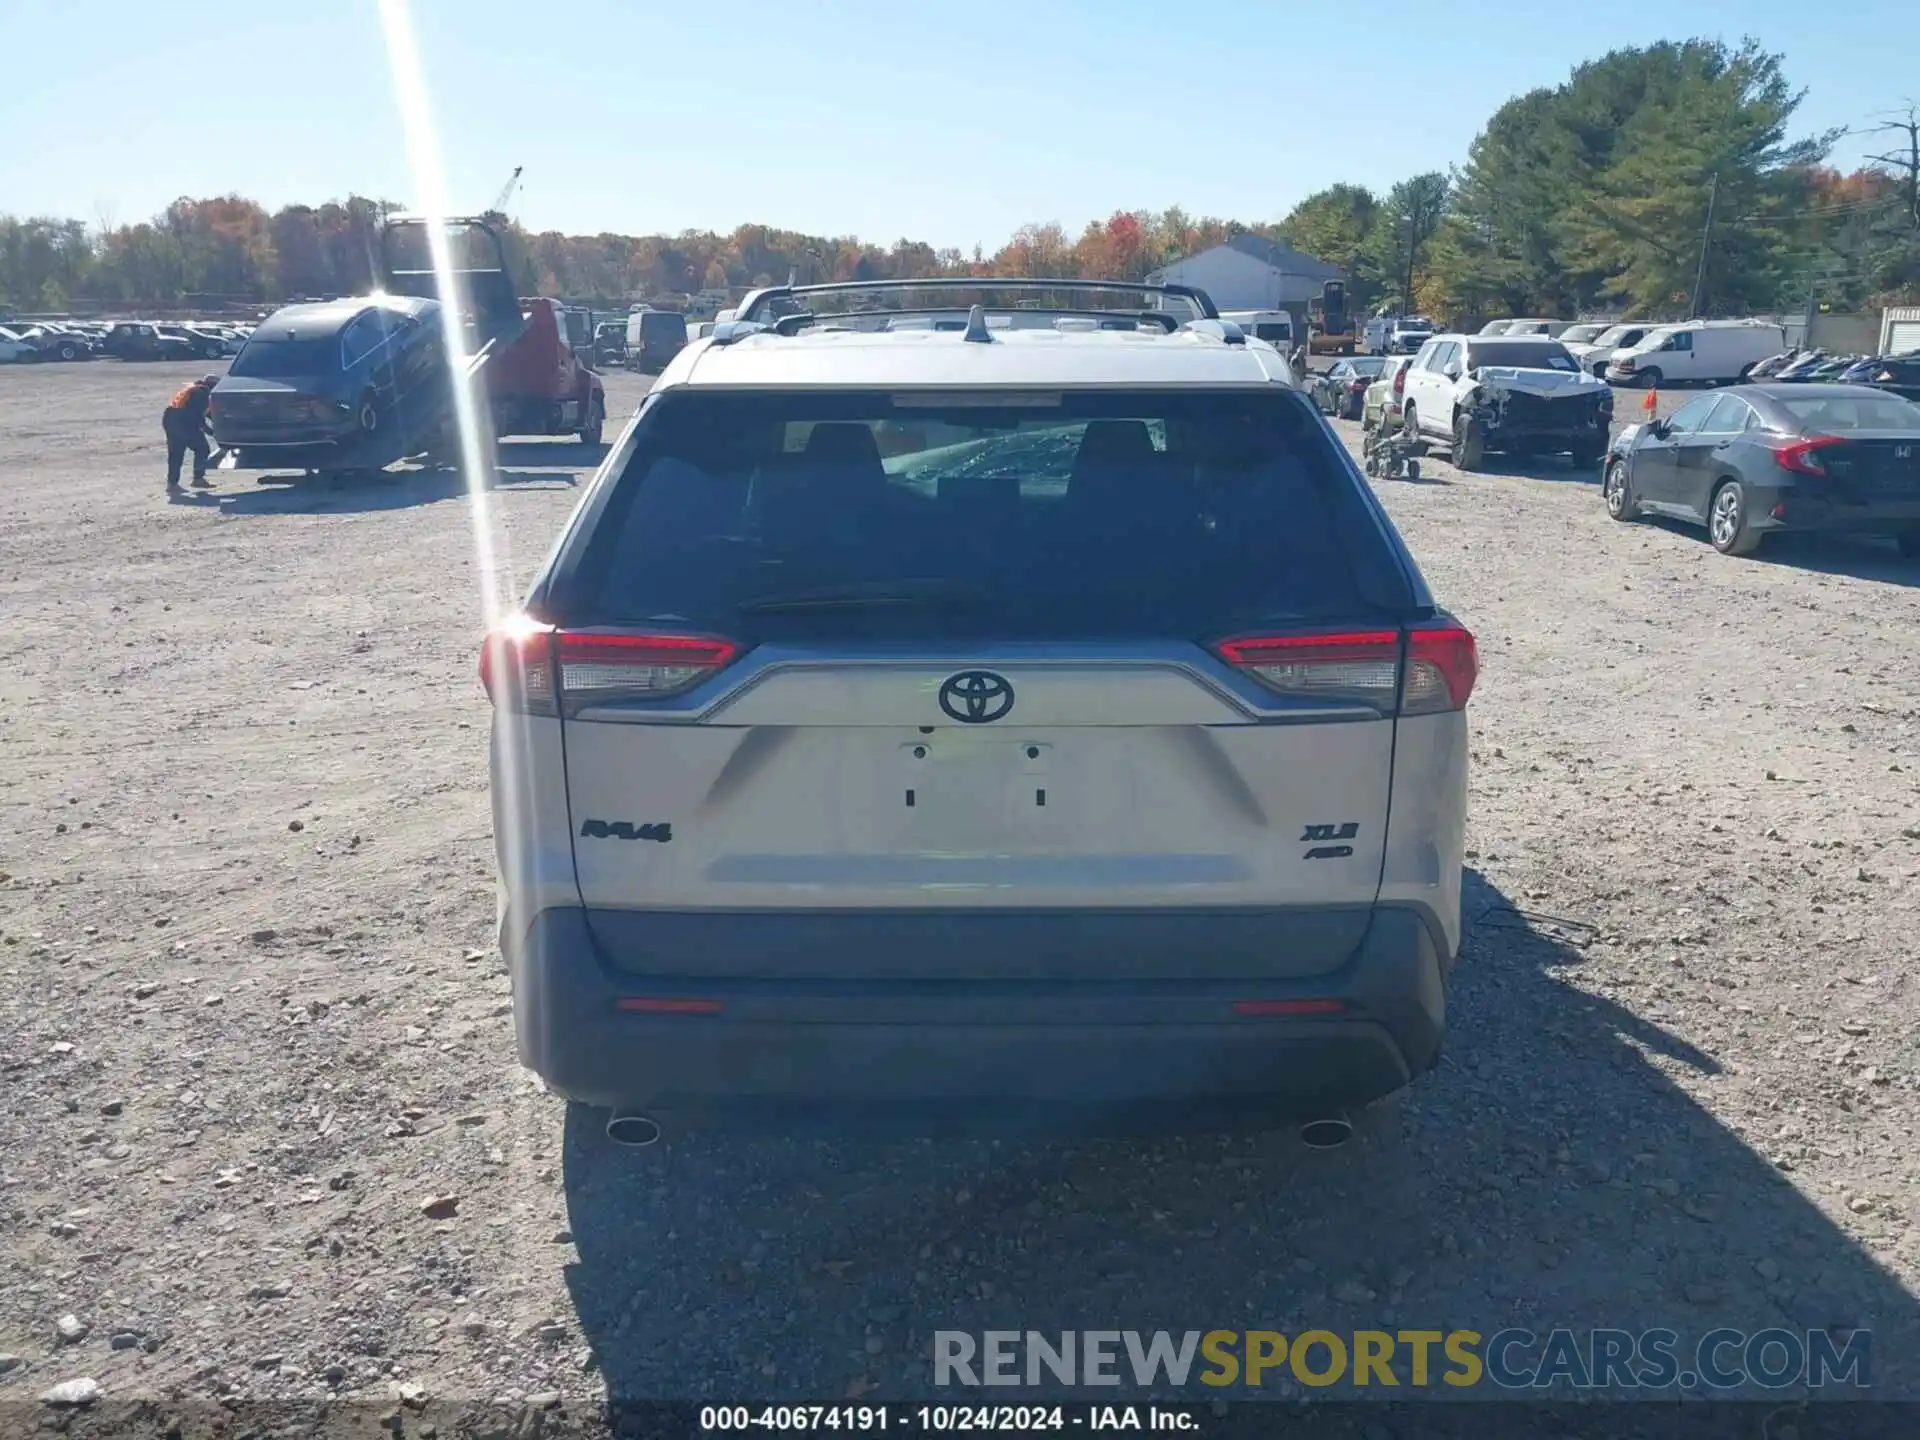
212, 417, 358, 450
1750, 486, 1920, 534
502, 904, 1451, 1131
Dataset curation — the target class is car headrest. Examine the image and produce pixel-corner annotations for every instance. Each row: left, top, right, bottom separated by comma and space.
802, 423, 885, 473
1072, 419, 1156, 473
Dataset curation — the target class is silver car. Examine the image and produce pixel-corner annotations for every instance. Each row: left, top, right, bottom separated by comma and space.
485, 278, 1477, 1141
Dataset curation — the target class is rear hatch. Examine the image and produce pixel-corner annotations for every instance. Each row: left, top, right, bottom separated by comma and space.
505, 387, 1468, 981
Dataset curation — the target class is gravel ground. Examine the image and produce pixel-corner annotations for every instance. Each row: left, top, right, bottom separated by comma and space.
3, 361, 1919, 1430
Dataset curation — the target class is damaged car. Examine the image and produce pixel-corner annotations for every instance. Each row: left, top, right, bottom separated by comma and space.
1399, 333, 1613, 470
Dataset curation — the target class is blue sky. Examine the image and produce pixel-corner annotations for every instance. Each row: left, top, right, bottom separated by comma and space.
2, 0, 1911, 250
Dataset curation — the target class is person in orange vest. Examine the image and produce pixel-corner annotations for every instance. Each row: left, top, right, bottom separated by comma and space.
163, 374, 221, 493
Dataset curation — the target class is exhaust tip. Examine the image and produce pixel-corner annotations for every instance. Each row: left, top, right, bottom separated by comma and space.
605, 1112, 661, 1148
1299, 1117, 1353, 1150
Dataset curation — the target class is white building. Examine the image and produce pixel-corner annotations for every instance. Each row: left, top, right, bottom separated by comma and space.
1147, 235, 1344, 315
1882, 306, 1920, 356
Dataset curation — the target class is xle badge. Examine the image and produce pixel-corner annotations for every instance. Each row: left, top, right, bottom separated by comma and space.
580, 820, 672, 843
1300, 823, 1359, 842
1301, 821, 1358, 861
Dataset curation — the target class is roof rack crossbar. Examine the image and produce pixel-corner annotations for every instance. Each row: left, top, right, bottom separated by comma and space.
764, 306, 1185, 337
733, 275, 1220, 325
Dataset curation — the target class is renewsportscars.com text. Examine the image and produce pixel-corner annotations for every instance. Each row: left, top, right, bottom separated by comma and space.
933, 1329, 1871, 1391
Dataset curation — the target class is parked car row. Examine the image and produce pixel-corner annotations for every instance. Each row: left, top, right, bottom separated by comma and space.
0, 320, 99, 362
1308, 355, 1387, 420
1462, 316, 1915, 392
0, 317, 253, 363
1340, 323, 1920, 565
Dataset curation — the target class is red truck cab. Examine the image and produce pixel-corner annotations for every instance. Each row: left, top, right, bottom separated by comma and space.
485, 297, 607, 444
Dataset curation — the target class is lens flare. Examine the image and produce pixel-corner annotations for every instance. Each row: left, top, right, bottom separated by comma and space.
376, 0, 538, 948
375, 0, 511, 624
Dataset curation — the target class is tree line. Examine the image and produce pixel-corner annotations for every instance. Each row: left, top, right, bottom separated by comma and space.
3, 38, 1915, 325
0, 194, 1284, 316
1278, 40, 1919, 322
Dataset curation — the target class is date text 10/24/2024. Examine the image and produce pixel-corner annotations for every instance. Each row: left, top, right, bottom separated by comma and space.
699, 1406, 1194, 1431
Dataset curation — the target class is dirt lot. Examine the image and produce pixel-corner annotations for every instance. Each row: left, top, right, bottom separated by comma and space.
3, 360, 1920, 1427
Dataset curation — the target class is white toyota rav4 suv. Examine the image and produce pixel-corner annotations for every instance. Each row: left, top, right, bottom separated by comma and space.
483, 278, 1476, 1142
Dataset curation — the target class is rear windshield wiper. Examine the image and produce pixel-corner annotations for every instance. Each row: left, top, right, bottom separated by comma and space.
738, 581, 995, 614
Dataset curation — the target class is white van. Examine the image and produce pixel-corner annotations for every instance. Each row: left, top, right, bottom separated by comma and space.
1221, 309, 1294, 349
1606, 319, 1785, 388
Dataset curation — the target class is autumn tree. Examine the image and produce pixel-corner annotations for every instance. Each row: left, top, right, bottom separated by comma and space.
1276, 184, 1380, 303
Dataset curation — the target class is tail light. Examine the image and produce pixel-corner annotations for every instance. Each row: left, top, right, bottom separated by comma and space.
1393, 365, 1407, 397
1215, 623, 1477, 716
614, 996, 723, 1015
480, 617, 742, 715
1769, 435, 1844, 476
1234, 998, 1346, 1016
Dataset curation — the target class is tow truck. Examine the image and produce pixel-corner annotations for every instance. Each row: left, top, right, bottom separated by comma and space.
214, 214, 527, 481
486, 297, 607, 445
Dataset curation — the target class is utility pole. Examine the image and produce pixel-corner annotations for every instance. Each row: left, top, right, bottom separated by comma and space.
1690, 171, 1719, 318
1403, 207, 1416, 315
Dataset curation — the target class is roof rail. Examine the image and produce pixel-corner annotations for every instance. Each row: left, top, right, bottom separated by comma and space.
732, 275, 1221, 325
1184, 319, 1246, 346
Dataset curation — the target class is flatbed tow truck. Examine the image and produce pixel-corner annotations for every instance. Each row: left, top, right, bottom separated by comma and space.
217, 215, 526, 482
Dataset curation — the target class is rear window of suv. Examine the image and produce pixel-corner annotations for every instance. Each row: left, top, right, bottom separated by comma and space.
560, 389, 1410, 641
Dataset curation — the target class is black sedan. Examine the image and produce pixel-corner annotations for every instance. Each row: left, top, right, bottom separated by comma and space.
1310, 356, 1386, 420
1601, 383, 1920, 557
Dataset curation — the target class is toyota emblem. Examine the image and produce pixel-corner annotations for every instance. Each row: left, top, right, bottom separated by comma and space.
938, 670, 1015, 724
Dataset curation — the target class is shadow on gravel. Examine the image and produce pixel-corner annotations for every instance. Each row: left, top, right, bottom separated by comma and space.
497, 438, 611, 469
559, 871, 1917, 1409
1469, 453, 1604, 486
1627, 517, 1920, 587
1372, 463, 1452, 487
1739, 533, 1920, 588
208, 466, 579, 516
